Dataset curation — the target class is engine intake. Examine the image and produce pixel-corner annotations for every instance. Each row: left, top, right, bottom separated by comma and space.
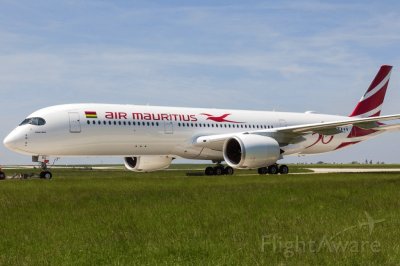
223, 134, 280, 169
124, 155, 172, 172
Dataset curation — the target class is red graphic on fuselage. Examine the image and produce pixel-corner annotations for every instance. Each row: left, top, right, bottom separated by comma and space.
200, 113, 244, 123
305, 133, 334, 149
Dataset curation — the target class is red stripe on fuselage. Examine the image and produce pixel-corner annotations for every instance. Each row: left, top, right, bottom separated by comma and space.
348, 126, 377, 138
335, 141, 360, 150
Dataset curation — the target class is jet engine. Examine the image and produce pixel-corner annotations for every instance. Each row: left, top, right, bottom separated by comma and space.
124, 155, 173, 172
223, 134, 280, 169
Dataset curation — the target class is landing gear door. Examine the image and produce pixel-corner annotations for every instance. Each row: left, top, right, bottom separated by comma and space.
69, 112, 81, 133
164, 121, 173, 134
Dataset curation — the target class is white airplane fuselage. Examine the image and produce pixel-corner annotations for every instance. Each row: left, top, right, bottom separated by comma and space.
4, 103, 378, 160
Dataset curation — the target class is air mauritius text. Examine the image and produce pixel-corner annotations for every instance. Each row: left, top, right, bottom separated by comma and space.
104, 112, 198, 122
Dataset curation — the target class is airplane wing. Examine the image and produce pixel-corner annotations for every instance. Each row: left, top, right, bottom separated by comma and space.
194, 114, 400, 151
374, 123, 400, 132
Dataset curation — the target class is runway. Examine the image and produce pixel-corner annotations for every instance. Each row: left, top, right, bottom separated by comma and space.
307, 168, 400, 173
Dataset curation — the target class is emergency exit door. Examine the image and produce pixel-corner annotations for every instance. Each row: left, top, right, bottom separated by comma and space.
164, 121, 173, 134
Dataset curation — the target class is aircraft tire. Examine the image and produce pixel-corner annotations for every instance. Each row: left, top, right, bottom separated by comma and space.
205, 167, 214, 176
214, 166, 224, 176
40, 171, 53, 179
258, 167, 268, 175
224, 166, 234, 175
268, 165, 279, 175
279, 165, 289, 174
0, 171, 5, 180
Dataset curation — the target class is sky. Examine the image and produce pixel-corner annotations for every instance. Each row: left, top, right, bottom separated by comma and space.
1, 0, 400, 165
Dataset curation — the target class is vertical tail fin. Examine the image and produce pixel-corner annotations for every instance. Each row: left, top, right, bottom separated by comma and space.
349, 65, 392, 117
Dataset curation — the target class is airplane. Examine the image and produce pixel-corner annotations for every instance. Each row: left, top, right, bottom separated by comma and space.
3, 65, 400, 179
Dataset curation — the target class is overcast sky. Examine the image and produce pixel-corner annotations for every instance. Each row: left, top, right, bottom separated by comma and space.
1, 0, 400, 165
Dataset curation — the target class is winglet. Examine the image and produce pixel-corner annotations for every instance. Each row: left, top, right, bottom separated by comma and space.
350, 65, 392, 117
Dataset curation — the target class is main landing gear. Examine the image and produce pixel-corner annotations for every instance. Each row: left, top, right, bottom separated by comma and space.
33, 156, 53, 180
205, 164, 234, 176
257, 164, 289, 175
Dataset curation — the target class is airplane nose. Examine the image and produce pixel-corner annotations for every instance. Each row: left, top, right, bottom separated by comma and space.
3, 131, 23, 151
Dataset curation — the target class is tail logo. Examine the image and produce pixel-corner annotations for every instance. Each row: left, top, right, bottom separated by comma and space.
200, 113, 244, 123
350, 65, 392, 117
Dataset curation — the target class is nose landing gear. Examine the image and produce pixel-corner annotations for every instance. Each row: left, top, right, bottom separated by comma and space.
33, 156, 54, 179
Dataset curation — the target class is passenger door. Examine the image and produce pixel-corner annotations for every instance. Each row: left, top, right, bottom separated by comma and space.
69, 112, 81, 133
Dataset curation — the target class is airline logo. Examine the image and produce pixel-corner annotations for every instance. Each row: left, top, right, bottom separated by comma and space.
350, 65, 392, 117
85, 111, 98, 119
84, 111, 245, 123
200, 113, 244, 123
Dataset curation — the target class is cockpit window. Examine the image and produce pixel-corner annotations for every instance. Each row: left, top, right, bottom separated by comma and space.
19, 117, 46, 126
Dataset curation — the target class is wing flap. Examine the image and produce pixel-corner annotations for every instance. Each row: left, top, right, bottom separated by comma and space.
374, 123, 400, 132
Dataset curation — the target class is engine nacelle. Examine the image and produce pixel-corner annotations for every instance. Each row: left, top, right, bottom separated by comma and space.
223, 134, 280, 169
124, 156, 173, 172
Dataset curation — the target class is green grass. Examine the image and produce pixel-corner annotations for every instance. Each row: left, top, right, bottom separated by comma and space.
0, 169, 399, 265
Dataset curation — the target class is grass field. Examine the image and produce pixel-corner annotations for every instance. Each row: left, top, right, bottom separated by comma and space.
0, 167, 399, 265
